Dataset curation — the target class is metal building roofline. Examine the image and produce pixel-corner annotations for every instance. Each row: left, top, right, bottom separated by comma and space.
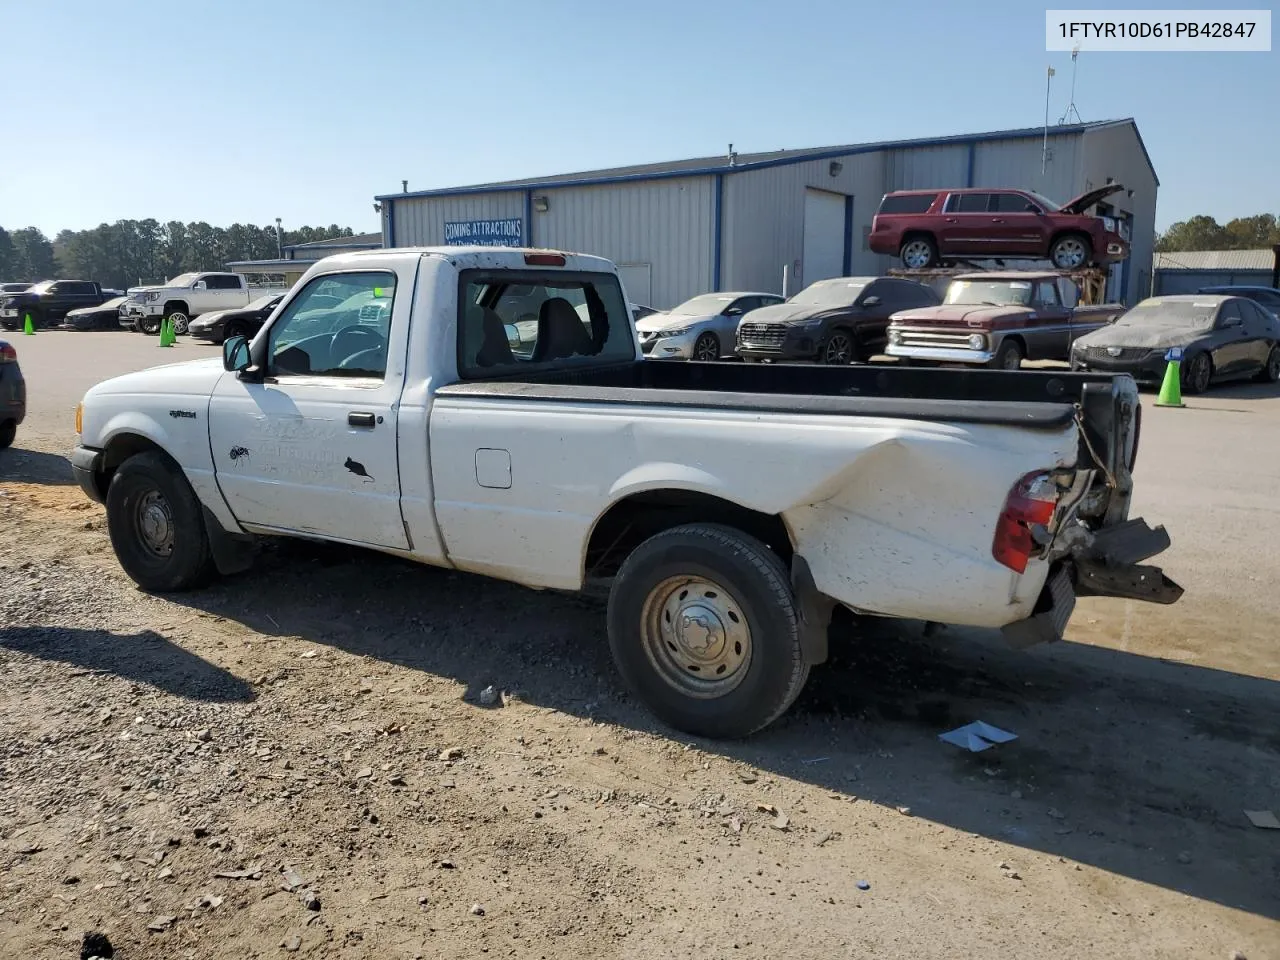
376, 119, 1155, 202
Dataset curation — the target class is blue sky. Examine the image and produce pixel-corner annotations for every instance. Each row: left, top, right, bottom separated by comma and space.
2, 0, 1274, 236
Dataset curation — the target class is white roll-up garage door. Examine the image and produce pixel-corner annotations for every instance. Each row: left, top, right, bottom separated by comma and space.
802, 189, 846, 286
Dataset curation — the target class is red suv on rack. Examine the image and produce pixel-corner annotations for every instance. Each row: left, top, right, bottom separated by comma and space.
869, 184, 1130, 271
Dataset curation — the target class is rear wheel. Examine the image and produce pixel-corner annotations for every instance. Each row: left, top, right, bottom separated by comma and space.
1182, 352, 1212, 394
990, 339, 1024, 370
607, 523, 809, 739
1255, 345, 1280, 383
105, 451, 215, 591
692, 332, 720, 361
820, 329, 857, 365
900, 236, 938, 270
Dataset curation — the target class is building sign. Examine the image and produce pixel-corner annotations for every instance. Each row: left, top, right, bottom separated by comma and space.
443, 218, 523, 247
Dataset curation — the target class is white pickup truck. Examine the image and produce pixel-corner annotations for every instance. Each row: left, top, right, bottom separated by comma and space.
122, 272, 252, 335
72, 247, 1182, 738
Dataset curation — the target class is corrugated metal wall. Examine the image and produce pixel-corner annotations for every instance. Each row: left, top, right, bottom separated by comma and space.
531, 178, 714, 309
1154, 269, 1272, 296
883, 144, 969, 191
971, 134, 1082, 204
389, 191, 525, 247
721, 153, 882, 294
1081, 123, 1159, 305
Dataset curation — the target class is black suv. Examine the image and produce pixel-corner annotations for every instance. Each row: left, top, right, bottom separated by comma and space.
0, 279, 110, 330
736, 276, 941, 364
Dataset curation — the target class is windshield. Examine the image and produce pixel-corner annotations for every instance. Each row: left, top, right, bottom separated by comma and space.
166, 273, 199, 287
789, 279, 868, 307
0, 282, 31, 293
28, 280, 54, 293
945, 280, 1033, 306
247, 294, 282, 310
670, 293, 737, 315
1115, 300, 1219, 331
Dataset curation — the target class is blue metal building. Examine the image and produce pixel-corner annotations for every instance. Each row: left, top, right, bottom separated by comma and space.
375, 119, 1158, 309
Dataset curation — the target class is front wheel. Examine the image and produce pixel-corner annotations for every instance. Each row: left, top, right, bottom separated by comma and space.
164, 309, 190, 335
607, 523, 809, 739
692, 332, 720, 361
106, 451, 215, 591
1050, 234, 1092, 269
820, 329, 857, 365
1255, 345, 1280, 383
990, 339, 1024, 370
1182, 352, 1212, 394
138, 316, 162, 335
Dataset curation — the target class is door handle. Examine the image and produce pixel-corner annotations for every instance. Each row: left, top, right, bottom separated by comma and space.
991, 217, 1005, 223
348, 412, 376, 428
944, 217, 958, 223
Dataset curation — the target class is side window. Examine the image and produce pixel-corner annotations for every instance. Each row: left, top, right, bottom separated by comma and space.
1035, 281, 1061, 306
730, 296, 759, 315
1239, 300, 1268, 326
208, 275, 237, 290
458, 271, 635, 376
878, 193, 937, 215
1057, 279, 1080, 308
1215, 301, 1242, 328
267, 271, 394, 379
47, 283, 63, 295
951, 193, 991, 213
991, 193, 1039, 213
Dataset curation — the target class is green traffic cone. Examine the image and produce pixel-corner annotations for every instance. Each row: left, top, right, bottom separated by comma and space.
22, 311, 35, 335
1155, 359, 1183, 407
159, 318, 173, 347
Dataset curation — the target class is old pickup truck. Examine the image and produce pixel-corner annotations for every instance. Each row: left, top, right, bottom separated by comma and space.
72, 247, 1181, 738
885, 271, 1126, 370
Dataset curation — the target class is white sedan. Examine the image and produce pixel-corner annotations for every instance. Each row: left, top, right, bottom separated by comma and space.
636, 292, 783, 360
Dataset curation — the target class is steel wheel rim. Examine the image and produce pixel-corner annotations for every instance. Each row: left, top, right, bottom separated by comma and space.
1001, 348, 1022, 370
902, 241, 932, 268
1054, 239, 1087, 268
694, 335, 718, 360
640, 575, 752, 699
135, 489, 175, 558
824, 333, 851, 364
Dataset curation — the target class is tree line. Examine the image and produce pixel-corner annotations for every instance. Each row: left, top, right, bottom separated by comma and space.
1155, 213, 1280, 253
0, 221, 359, 290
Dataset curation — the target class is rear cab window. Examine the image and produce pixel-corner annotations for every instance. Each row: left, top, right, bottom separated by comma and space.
458, 270, 635, 377
878, 193, 937, 215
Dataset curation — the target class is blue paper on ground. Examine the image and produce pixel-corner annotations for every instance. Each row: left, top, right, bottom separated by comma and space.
938, 721, 1018, 752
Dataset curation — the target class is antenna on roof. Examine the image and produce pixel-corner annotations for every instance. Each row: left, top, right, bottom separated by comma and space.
1042, 65, 1055, 174
1058, 45, 1083, 124
727, 143, 737, 167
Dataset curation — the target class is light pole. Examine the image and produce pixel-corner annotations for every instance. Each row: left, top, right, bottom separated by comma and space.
275, 218, 283, 259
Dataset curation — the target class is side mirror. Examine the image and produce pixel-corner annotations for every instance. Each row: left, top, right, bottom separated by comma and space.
504, 323, 519, 343
194, 280, 207, 290
861, 295, 881, 307
223, 334, 250, 372
723, 307, 742, 317
1223, 315, 1242, 328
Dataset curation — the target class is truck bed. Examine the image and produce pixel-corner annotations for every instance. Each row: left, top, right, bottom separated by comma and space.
437, 359, 1125, 432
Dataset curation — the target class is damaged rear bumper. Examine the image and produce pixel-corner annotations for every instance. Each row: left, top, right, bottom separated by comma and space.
1001, 516, 1183, 649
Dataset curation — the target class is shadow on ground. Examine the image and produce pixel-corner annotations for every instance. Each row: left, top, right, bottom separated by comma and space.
164, 539, 1280, 920
0, 449, 74, 485
0, 626, 255, 703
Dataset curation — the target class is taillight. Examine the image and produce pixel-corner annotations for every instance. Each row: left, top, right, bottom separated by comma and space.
992, 471, 1059, 574
0, 343, 15, 364
524, 252, 566, 267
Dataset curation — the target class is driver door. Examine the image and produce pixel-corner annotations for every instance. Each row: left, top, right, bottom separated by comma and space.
209, 268, 409, 550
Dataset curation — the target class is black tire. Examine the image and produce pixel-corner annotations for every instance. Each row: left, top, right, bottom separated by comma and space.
606, 523, 809, 739
819, 328, 857, 365
138, 315, 162, 335
0, 419, 15, 449
1255, 344, 1280, 383
692, 332, 720, 361
106, 450, 215, 592
990, 339, 1024, 370
1182, 352, 1212, 394
899, 236, 938, 270
1050, 233, 1092, 270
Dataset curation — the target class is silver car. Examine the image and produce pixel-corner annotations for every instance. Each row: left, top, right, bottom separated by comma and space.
635, 292, 783, 360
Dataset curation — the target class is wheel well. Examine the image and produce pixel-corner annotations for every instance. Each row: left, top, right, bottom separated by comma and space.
1049, 229, 1092, 251
163, 300, 189, 315
584, 490, 793, 579
96, 433, 166, 498
998, 334, 1026, 354
900, 230, 936, 248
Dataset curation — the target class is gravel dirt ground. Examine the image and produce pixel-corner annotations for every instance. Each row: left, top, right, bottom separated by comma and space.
2, 332, 1278, 960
